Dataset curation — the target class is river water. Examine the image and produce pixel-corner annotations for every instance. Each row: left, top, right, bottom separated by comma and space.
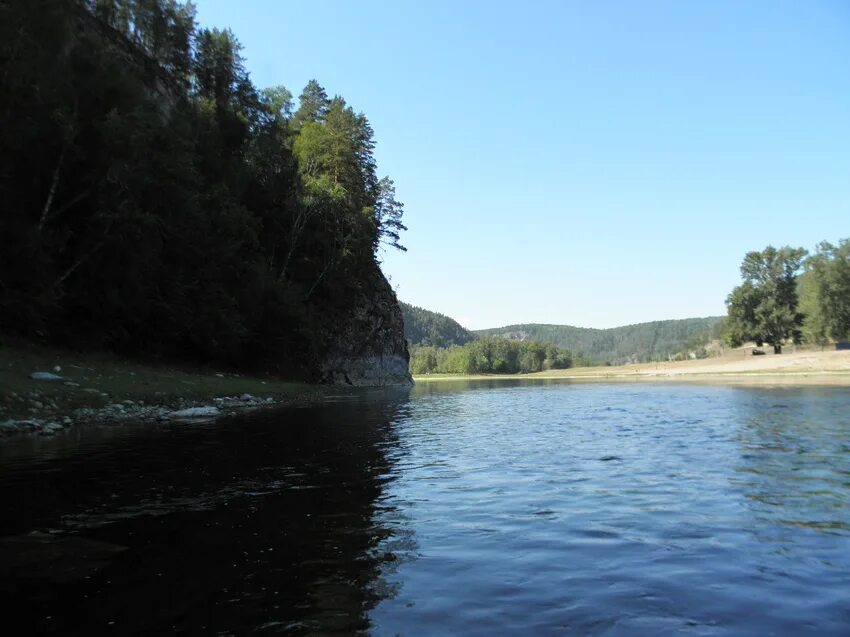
1, 380, 849, 635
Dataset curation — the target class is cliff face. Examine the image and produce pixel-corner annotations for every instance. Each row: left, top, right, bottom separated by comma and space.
319, 267, 412, 386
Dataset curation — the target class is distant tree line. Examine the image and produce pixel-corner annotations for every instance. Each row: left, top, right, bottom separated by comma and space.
0, 0, 405, 375
723, 241, 850, 352
400, 302, 476, 348
669, 319, 726, 361
475, 318, 722, 365
410, 337, 590, 375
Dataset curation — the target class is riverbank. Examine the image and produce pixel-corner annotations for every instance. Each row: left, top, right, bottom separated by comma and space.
0, 341, 325, 437
414, 348, 850, 386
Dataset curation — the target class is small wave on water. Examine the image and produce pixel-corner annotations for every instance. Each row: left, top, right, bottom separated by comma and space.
1, 381, 849, 635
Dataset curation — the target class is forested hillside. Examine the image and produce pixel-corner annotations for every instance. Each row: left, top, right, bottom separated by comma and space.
476, 318, 723, 365
0, 0, 408, 380
400, 302, 476, 348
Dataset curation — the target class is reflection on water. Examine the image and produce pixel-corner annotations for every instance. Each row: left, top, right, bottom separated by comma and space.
0, 391, 413, 635
1, 381, 850, 635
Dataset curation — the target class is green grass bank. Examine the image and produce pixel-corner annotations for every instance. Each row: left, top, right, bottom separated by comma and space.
0, 339, 324, 433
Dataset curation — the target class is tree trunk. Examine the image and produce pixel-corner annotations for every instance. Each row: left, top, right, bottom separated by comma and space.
773, 343, 782, 354
38, 145, 67, 233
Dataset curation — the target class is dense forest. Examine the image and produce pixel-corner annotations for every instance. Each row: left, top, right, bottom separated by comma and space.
400, 302, 476, 348
401, 304, 584, 375
400, 302, 723, 370
410, 337, 580, 375
475, 318, 723, 365
723, 241, 850, 352
0, 0, 406, 377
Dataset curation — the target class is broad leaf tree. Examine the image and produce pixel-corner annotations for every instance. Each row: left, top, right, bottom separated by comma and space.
799, 240, 850, 344
724, 246, 807, 353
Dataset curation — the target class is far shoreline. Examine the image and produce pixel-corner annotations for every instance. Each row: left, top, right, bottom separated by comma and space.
414, 372, 850, 386
414, 348, 850, 387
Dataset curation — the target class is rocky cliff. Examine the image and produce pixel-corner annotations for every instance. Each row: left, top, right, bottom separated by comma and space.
319, 267, 412, 386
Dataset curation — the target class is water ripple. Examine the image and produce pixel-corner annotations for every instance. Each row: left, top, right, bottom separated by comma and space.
1, 382, 849, 635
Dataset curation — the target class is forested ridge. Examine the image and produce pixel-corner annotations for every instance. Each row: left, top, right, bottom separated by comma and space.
400, 300, 723, 370
475, 318, 723, 365
401, 303, 585, 374
0, 0, 407, 378
400, 302, 476, 348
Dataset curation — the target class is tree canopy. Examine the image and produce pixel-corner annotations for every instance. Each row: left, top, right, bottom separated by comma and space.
409, 337, 578, 375
400, 302, 476, 348
724, 246, 807, 353
798, 241, 850, 345
475, 318, 721, 365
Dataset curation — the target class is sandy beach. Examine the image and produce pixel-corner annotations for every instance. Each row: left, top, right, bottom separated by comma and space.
528, 347, 850, 385
412, 348, 850, 385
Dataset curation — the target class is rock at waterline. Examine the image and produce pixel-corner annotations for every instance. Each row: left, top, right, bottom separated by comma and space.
170, 406, 220, 419
39, 423, 64, 436
0, 419, 70, 437
30, 371, 64, 381
0, 419, 38, 434
240, 393, 256, 402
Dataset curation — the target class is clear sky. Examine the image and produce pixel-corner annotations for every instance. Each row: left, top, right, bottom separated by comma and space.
193, 0, 850, 329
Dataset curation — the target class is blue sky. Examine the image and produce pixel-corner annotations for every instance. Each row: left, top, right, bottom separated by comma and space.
193, 0, 850, 329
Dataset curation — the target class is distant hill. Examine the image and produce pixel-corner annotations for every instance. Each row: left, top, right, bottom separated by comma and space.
400, 302, 477, 348
475, 317, 724, 364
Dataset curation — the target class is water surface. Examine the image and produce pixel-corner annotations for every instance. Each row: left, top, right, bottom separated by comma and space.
1, 381, 849, 635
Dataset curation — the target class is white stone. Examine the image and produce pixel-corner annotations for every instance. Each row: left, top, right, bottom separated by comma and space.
30, 371, 64, 381
171, 406, 220, 418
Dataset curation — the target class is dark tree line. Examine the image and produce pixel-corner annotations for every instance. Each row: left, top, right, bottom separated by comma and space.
0, 0, 406, 375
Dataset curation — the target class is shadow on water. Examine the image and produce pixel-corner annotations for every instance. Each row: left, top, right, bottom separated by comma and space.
0, 387, 415, 635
